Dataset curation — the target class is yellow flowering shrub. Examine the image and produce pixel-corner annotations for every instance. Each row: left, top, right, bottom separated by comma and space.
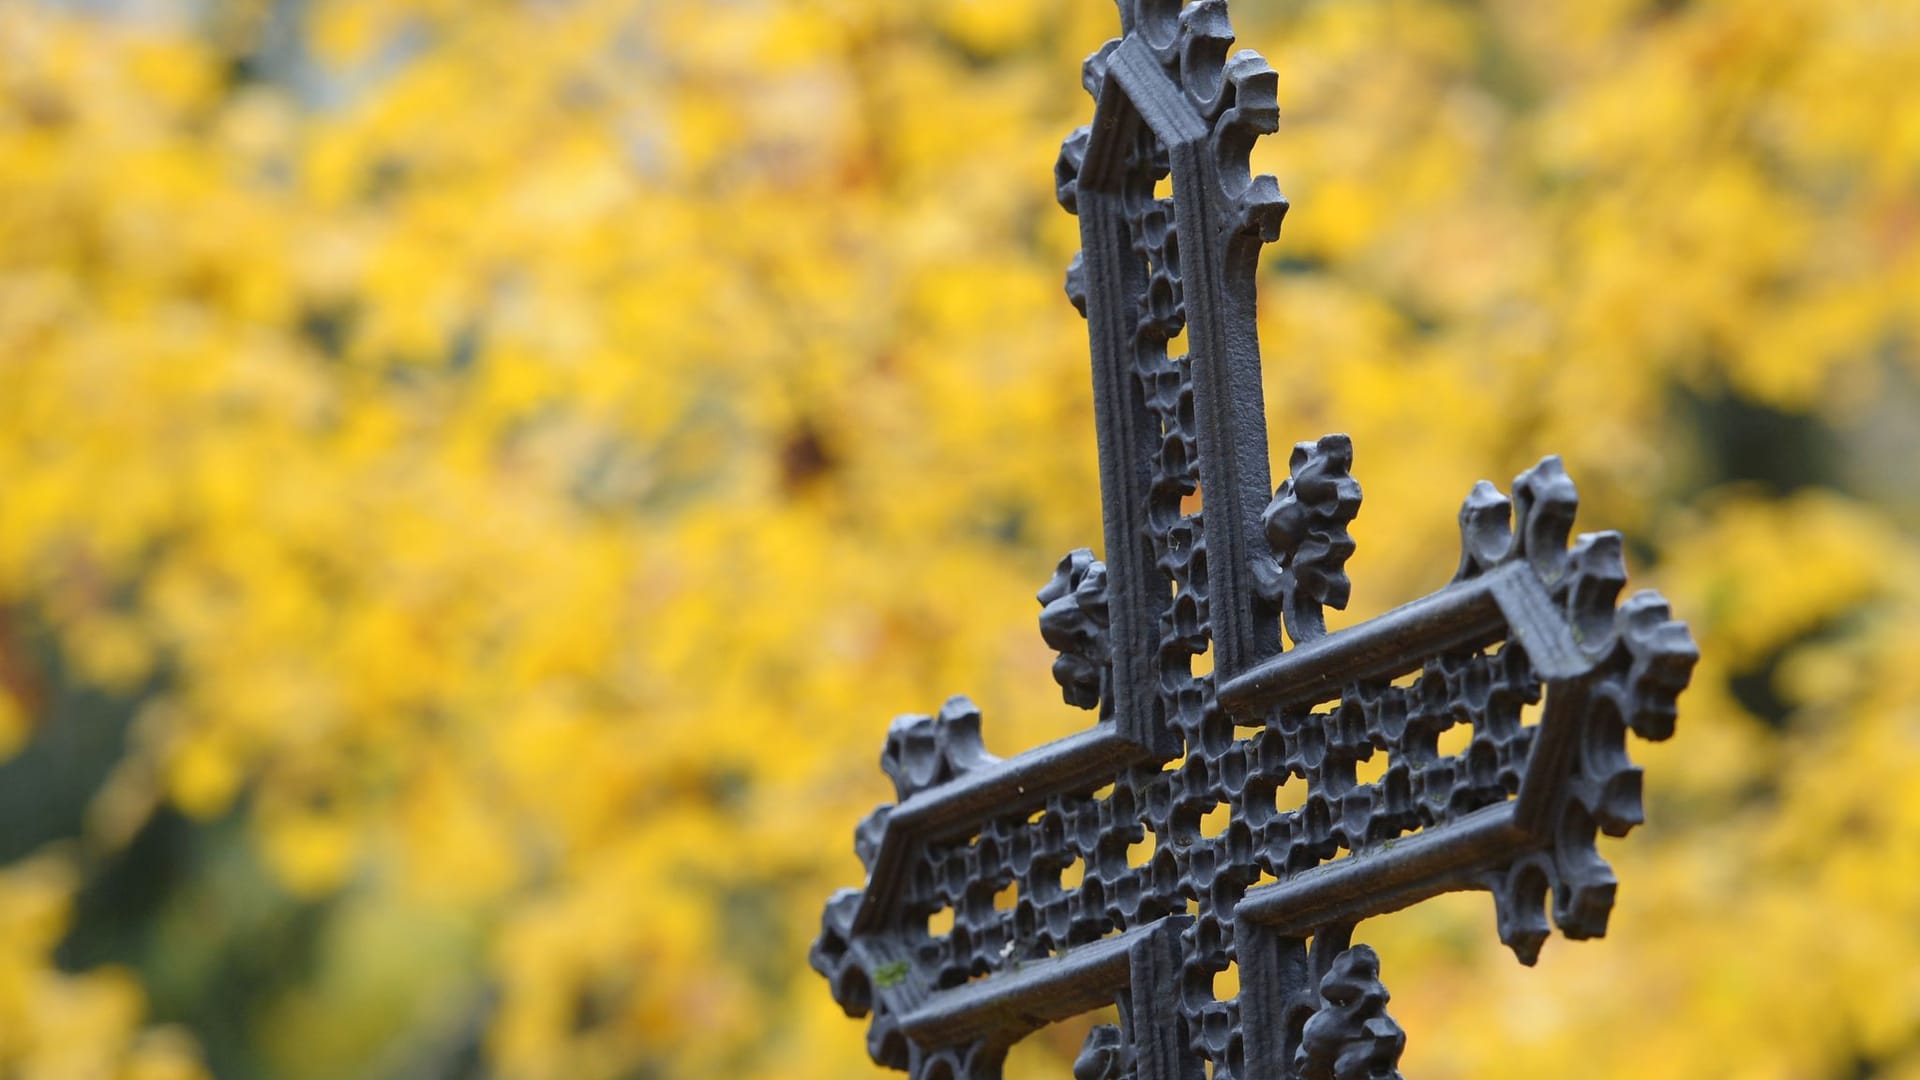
0, 855, 206, 1080
0, 1, 1914, 1077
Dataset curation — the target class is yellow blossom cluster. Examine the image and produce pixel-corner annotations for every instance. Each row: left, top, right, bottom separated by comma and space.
0, 855, 205, 1080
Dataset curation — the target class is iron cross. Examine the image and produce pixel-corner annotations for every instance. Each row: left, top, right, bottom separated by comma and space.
812, 3, 1698, 1077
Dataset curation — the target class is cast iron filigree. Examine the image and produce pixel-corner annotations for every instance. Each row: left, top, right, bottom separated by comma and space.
811, 3, 1697, 1077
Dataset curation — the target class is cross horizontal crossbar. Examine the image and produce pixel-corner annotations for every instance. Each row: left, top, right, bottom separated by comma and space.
1220, 562, 1593, 719
901, 919, 1187, 1049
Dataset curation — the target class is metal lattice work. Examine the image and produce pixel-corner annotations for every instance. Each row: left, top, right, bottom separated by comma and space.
810, 3, 1698, 1078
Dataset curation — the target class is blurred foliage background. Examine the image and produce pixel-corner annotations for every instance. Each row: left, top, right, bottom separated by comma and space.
0, 0, 1916, 1077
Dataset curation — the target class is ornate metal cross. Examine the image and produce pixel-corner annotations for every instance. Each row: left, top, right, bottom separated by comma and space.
812, 4, 1698, 1078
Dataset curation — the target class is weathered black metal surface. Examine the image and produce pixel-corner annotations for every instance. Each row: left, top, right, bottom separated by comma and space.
811, 3, 1698, 1077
